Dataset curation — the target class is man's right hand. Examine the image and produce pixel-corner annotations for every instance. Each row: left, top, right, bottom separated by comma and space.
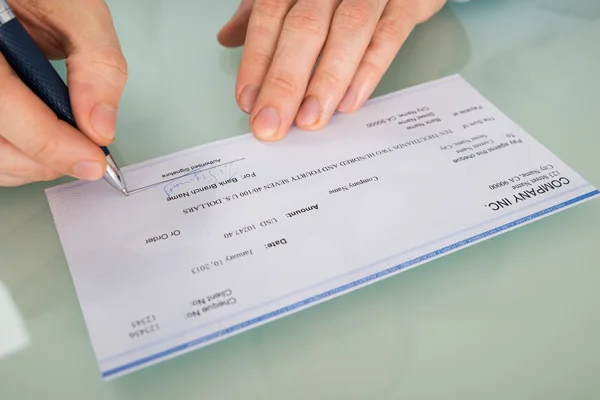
0, 0, 128, 187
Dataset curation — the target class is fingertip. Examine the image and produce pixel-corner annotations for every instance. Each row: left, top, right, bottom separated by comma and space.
64, 130, 108, 181
218, 0, 253, 47
71, 160, 106, 181
89, 103, 117, 145
250, 106, 284, 141
238, 85, 259, 114
217, 15, 250, 47
336, 102, 361, 114
295, 96, 323, 129
251, 131, 283, 142
337, 86, 359, 113
217, 29, 246, 48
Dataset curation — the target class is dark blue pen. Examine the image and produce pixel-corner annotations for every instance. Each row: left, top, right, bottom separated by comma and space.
0, 0, 128, 195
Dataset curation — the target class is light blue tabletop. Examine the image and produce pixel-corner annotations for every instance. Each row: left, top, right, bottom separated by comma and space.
1, 0, 599, 398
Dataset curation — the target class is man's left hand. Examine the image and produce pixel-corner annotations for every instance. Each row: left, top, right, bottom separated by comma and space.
218, 0, 446, 141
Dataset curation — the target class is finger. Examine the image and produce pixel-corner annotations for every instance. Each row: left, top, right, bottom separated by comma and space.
65, 4, 128, 147
337, 0, 446, 113
0, 136, 61, 184
248, 0, 342, 140
0, 55, 107, 181
217, 0, 255, 47
11, 0, 129, 146
0, 174, 27, 187
235, 0, 296, 115
294, 0, 387, 130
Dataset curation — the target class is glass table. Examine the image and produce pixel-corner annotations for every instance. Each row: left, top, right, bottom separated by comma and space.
1, 0, 599, 398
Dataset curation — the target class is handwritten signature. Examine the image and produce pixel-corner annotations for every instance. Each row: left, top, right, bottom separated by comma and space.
163, 163, 237, 197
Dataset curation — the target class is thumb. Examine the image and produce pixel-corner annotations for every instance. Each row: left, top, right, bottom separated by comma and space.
48, 1, 128, 146
67, 43, 128, 146
217, 0, 255, 48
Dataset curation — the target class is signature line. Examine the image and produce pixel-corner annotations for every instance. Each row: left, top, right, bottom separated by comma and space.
127, 158, 245, 195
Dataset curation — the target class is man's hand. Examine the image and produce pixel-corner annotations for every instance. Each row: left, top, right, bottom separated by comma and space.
218, 0, 446, 141
0, 0, 127, 187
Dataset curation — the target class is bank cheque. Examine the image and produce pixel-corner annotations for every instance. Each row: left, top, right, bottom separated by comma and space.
45, 75, 599, 379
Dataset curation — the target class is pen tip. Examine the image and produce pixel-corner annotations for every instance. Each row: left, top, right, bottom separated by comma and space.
122, 188, 129, 196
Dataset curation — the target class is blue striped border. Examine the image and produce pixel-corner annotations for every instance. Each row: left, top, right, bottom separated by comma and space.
102, 189, 600, 378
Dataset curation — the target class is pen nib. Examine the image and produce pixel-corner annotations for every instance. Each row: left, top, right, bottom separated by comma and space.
122, 188, 129, 196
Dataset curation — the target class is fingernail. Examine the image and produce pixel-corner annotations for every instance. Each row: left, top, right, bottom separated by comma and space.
252, 106, 280, 139
338, 87, 358, 113
296, 96, 322, 127
239, 85, 259, 113
72, 161, 105, 181
90, 103, 117, 140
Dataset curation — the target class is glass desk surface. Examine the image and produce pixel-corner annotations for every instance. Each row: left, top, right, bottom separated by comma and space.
1, 0, 599, 398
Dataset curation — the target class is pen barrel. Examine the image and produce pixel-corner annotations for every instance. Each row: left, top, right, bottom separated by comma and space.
0, 18, 109, 156
0, 18, 75, 124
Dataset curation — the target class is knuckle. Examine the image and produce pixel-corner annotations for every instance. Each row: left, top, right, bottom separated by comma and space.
244, 50, 272, 70
0, 137, 59, 182
315, 68, 344, 89
99, 46, 129, 75
375, 18, 405, 41
358, 57, 383, 81
13, 0, 52, 16
68, 45, 129, 88
30, 135, 59, 162
93, 46, 129, 86
253, 0, 291, 19
37, 167, 62, 182
285, 5, 327, 37
263, 69, 298, 96
334, 0, 376, 31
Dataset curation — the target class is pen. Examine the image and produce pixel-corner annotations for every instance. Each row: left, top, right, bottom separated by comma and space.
0, 0, 128, 196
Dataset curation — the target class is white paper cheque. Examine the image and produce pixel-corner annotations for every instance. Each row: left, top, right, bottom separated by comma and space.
46, 75, 599, 379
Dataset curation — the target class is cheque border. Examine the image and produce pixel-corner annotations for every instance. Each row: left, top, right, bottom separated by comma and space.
101, 189, 600, 379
